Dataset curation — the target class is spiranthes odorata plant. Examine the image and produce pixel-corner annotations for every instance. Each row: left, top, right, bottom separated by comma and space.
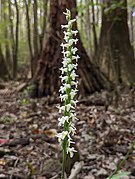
57, 8, 79, 179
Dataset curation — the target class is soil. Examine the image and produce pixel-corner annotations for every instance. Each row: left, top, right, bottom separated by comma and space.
0, 81, 135, 179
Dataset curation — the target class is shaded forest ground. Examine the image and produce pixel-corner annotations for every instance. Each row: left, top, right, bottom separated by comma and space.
0, 81, 135, 179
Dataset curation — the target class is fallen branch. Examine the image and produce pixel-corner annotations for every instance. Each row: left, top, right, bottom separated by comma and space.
68, 161, 84, 179
0, 134, 56, 147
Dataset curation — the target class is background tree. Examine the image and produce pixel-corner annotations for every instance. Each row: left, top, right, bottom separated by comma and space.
0, 0, 12, 79
97, 0, 135, 84
14, 0, 19, 79
0, 0, 49, 80
24, 0, 34, 76
32, 0, 39, 73
33, 0, 111, 98
0, 0, 134, 85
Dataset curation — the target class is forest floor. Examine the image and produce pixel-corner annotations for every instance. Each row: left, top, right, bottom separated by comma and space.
0, 81, 135, 179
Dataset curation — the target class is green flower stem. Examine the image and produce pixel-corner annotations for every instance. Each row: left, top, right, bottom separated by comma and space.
61, 148, 66, 179
58, 9, 79, 179
108, 140, 135, 179
62, 29, 73, 179
61, 138, 68, 179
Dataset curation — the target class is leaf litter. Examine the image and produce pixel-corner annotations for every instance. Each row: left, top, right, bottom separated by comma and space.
0, 83, 135, 179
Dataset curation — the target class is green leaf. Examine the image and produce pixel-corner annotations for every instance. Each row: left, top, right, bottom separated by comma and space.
107, 172, 131, 179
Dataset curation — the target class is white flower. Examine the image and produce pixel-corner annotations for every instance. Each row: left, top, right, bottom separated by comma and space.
64, 83, 71, 89
60, 67, 68, 74
68, 19, 76, 25
60, 43, 69, 49
57, 105, 65, 113
70, 70, 78, 80
58, 8, 79, 159
64, 35, 69, 42
68, 64, 73, 71
67, 138, 75, 147
60, 94, 68, 101
71, 30, 78, 36
70, 89, 78, 99
72, 55, 80, 61
58, 116, 69, 126
68, 39, 74, 46
69, 39, 78, 45
73, 39, 78, 44
71, 47, 78, 54
72, 63, 78, 69
61, 24, 69, 29
64, 31, 71, 36
63, 9, 70, 16
71, 99, 78, 106
62, 50, 70, 57
57, 131, 68, 142
69, 124, 76, 135
59, 83, 71, 93
67, 147, 77, 158
70, 112, 78, 121
65, 103, 75, 112
62, 58, 71, 67
59, 86, 66, 94
71, 81, 78, 87
59, 75, 68, 82
70, 92, 76, 99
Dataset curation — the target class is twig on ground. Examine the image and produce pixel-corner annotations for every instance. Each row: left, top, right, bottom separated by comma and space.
68, 161, 84, 179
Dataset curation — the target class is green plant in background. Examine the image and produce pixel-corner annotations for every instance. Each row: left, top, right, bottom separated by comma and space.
57, 9, 79, 179
25, 162, 36, 177
107, 172, 130, 179
20, 98, 29, 106
107, 140, 135, 179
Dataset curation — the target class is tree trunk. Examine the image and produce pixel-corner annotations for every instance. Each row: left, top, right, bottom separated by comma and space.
39, 0, 48, 56
130, 7, 134, 51
85, 0, 92, 57
8, 0, 19, 79
13, 0, 19, 79
0, 0, 12, 79
33, 0, 111, 98
0, 42, 12, 79
0, 45, 8, 78
33, 0, 39, 72
91, 0, 98, 55
24, 0, 34, 77
97, 0, 135, 84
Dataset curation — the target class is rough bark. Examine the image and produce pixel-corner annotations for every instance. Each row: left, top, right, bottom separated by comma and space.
0, 1, 12, 79
33, 0, 111, 98
13, 0, 19, 79
39, 0, 48, 56
0, 43, 12, 79
91, 0, 98, 55
24, 0, 34, 76
86, 0, 92, 57
0, 45, 8, 78
8, 0, 19, 79
33, 0, 39, 72
97, 0, 135, 84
